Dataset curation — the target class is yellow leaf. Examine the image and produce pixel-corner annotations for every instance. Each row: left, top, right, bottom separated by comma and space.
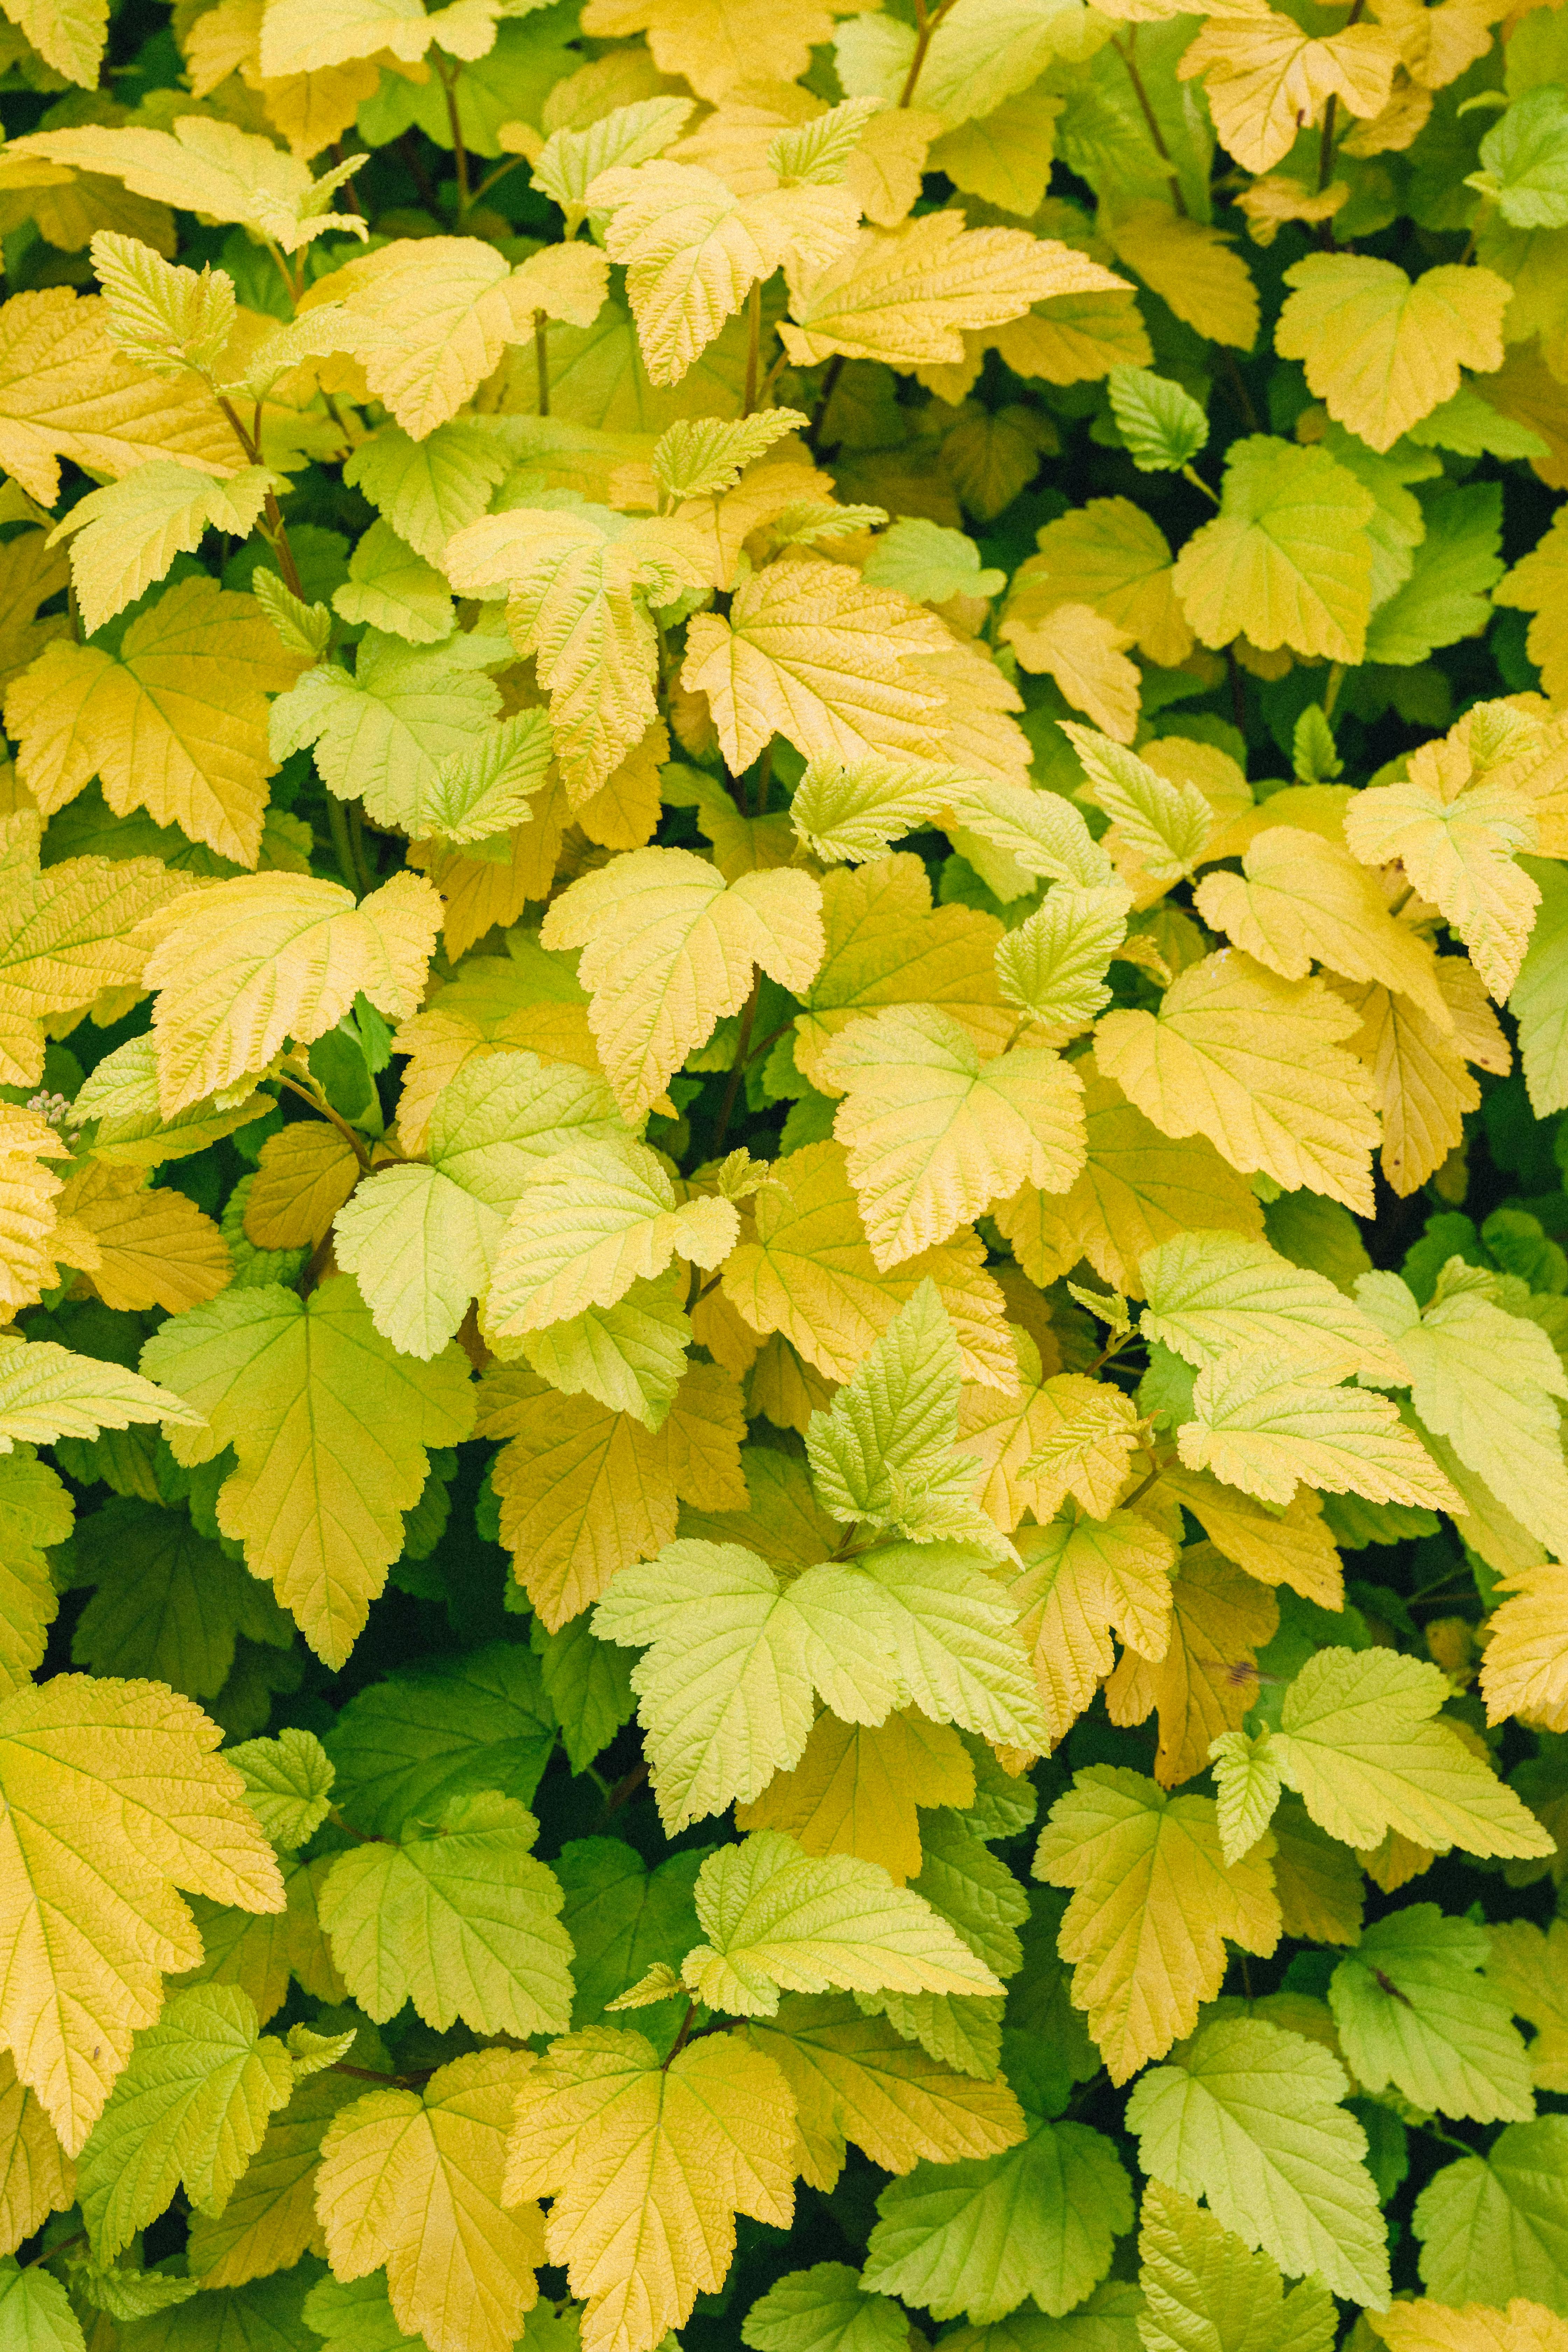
52, 1161, 231, 1313
1000, 600, 1140, 742
1009, 498, 1192, 668
992, 284, 1154, 385
684, 557, 948, 774
1151, 1465, 1345, 1608
1343, 733, 1539, 1000
1373, 2302, 1568, 2352
1485, 1919, 1568, 2094
1276, 255, 1512, 453
1014, 1505, 1178, 1744
1095, 951, 1381, 1212
820, 1003, 1085, 1269
736, 1709, 974, 1884
187, 2053, 363, 2286
0, 531, 70, 696
744, 1992, 1023, 2191
1020, 1372, 1143, 1520
0, 1674, 284, 2154
1480, 1563, 1568, 1732
779, 212, 1128, 367
1495, 507, 1568, 707
1107, 204, 1259, 350
720, 1137, 1017, 1390
1172, 435, 1377, 665
1178, 1349, 1460, 1511
1196, 824, 1450, 1026
1107, 1543, 1279, 1787
5, 575, 306, 868
0, 286, 234, 510
245, 1121, 359, 1250
12, 117, 365, 253
316, 2049, 543, 2352
0, 2046, 73, 2255
390, 939, 607, 1154
930, 92, 1063, 217
1235, 172, 1351, 245
1336, 968, 1499, 1197
487, 1134, 738, 1334
590, 162, 859, 386
1177, 9, 1402, 173
540, 845, 823, 1122
505, 2025, 796, 2352
476, 1359, 745, 1629
1034, 1765, 1280, 2083
140, 869, 440, 1116
580, 0, 835, 103
995, 1051, 1265, 1295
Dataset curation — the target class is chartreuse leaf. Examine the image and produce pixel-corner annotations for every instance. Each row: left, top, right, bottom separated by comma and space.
1176, 1348, 1460, 1510
1126, 2014, 1391, 2306
593, 1539, 905, 1829
681, 1830, 1005, 2016
1270, 1647, 1555, 1860
505, 2027, 797, 2352
1063, 723, 1213, 884
324, 1641, 555, 1835
50, 463, 278, 638
652, 407, 810, 503
1328, 1905, 1535, 2123
1106, 368, 1209, 474
994, 886, 1130, 1038
1276, 256, 1511, 452
1373, 2303, 1568, 2352
1135, 2180, 1337, 2352
141, 1275, 475, 1669
0, 2258, 83, 2352
316, 2048, 543, 2352
318, 1791, 574, 2037
1411, 2116, 1568, 2314
0, 1675, 283, 2155
13, 118, 368, 249
0, 1336, 201, 1455
1033, 1768, 1280, 2084
75, 1984, 299, 2257
1171, 436, 1376, 664
0, 1448, 70, 1695
1139, 1231, 1406, 1382
743, 2261, 907, 2352
219, 1728, 335, 1852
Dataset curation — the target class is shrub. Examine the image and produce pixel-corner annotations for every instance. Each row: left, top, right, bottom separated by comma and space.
0, 0, 1566, 2346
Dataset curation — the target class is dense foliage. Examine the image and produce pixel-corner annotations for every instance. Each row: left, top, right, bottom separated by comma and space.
1, 0, 1568, 2346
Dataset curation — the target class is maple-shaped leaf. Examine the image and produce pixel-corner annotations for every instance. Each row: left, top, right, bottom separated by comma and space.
1343, 735, 1539, 1001
318, 1791, 573, 2038
1139, 1229, 1406, 1382
1127, 2013, 1390, 2305
11, 118, 365, 251
1108, 1542, 1279, 1789
0, 1674, 284, 2154
6, 575, 304, 868
582, 0, 835, 102
0, 2047, 74, 2255
540, 845, 823, 1121
683, 558, 947, 775
998, 601, 1141, 744
75, 1984, 300, 2259
1374, 2302, 1568, 2352
1276, 254, 1512, 452
1108, 203, 1259, 350
138, 869, 440, 1115
1176, 1347, 1462, 1510
820, 1004, 1084, 1271
0, 1334, 200, 1456
0, 2255, 83, 2349
1063, 722, 1213, 884
487, 1133, 737, 1338
1177, 8, 1401, 172
316, 2048, 542, 2352
1136, 2181, 1338, 2352
140, 1274, 474, 1668
744, 1987, 1023, 2188
50, 1160, 232, 1317
1178, 441, 1376, 671
594, 1538, 904, 1829
1013, 1507, 1177, 1746
337, 1051, 628, 1359
1009, 497, 1191, 670
245, 1123, 359, 1252
1329, 1905, 1535, 2124
993, 884, 1130, 1041
1411, 2117, 1568, 2315
1034, 1765, 1279, 2083
443, 506, 707, 802
225, 1728, 335, 1854
682, 1830, 1003, 2016
1095, 950, 1381, 1213
737, 1708, 974, 1884
50, 461, 276, 639
89, 231, 236, 381
743, 2262, 908, 2352
1272, 1645, 1555, 1860
589, 160, 858, 385
779, 211, 1127, 367
506, 2024, 796, 2352
860, 2109, 1133, 2325
1195, 822, 1451, 1023
1356, 1264, 1568, 1560
0, 286, 235, 510
788, 752, 955, 866
68, 1495, 290, 1703
1480, 1563, 1568, 1736
324, 1641, 554, 1839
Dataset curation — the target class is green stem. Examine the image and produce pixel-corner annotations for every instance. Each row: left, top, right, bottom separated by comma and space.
1317, 0, 1364, 190
472, 152, 531, 209
438, 57, 470, 215
1113, 31, 1187, 217
279, 1076, 373, 1173
326, 794, 363, 898
742, 277, 762, 416
713, 975, 761, 1154
348, 797, 375, 894
533, 308, 550, 415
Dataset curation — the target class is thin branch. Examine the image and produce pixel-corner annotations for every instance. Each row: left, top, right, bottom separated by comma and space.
899, 0, 959, 108
712, 974, 761, 1154
534, 309, 550, 416
663, 2002, 698, 2067
742, 278, 762, 416
1113, 30, 1187, 217
1317, 0, 1365, 189
278, 1075, 373, 1173
437, 56, 470, 214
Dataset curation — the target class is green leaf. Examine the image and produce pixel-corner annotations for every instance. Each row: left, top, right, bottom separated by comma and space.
1512, 856, 1568, 1117
555, 1836, 705, 2045
530, 1611, 637, 1775
594, 1538, 904, 1830
1134, 2180, 1337, 2352
1474, 85, 1568, 226
682, 1830, 1006, 2016
1363, 485, 1505, 666
317, 1790, 574, 2037
1106, 367, 1209, 473
520, 1266, 693, 1431
742, 2262, 909, 2352
67, 1495, 293, 1701
224, 1726, 336, 1852
860, 2116, 1133, 2323
0, 2258, 86, 2352
861, 519, 1007, 605
302, 2272, 424, 2352
1139, 1231, 1406, 1382
332, 520, 455, 646
994, 886, 1130, 1036
0, 1446, 71, 1695
324, 1639, 555, 1835
344, 419, 520, 566
1328, 1904, 1535, 2123
1124, 2014, 1390, 2306
0, 1335, 202, 1455
76, 1985, 298, 2258
1411, 2115, 1568, 2312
